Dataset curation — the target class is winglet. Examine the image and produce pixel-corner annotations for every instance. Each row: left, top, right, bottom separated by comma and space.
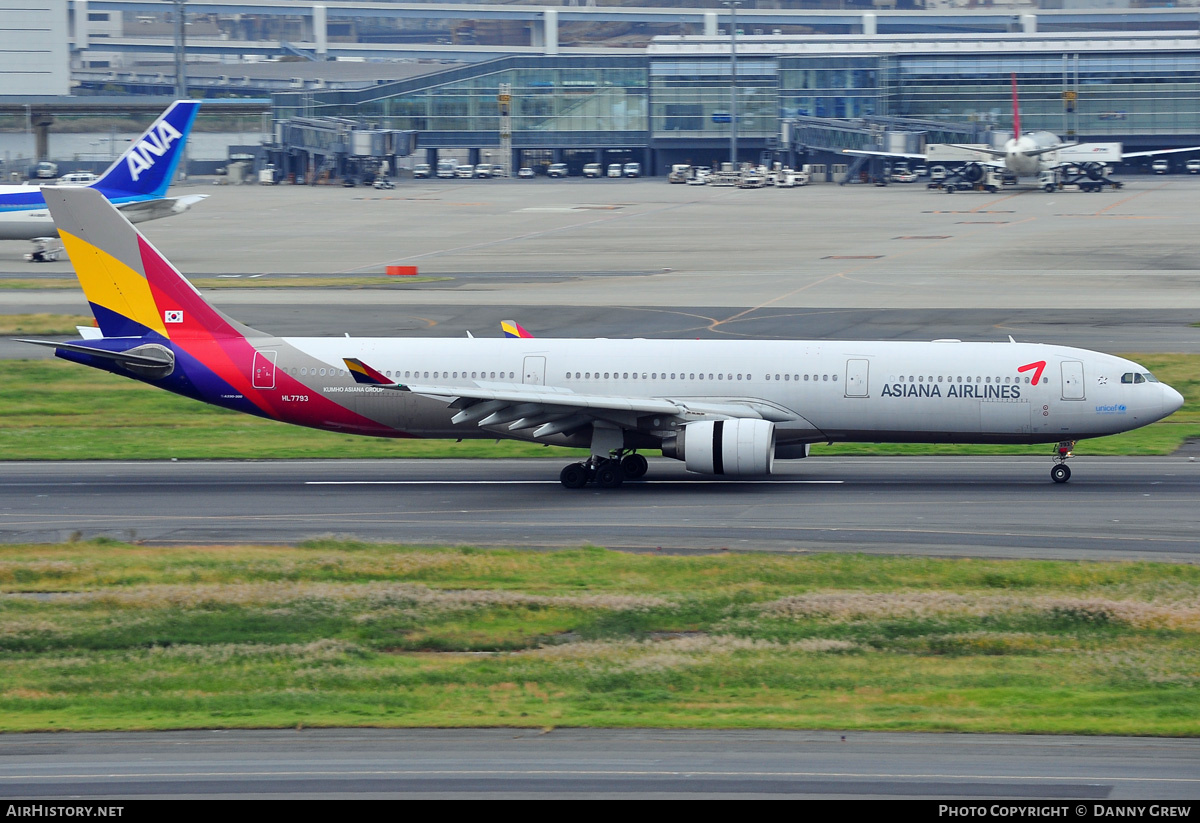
344, 357, 397, 386
501, 320, 534, 339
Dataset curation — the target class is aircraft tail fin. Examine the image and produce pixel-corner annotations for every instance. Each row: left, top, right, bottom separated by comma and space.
502, 320, 534, 338
91, 100, 200, 200
41, 185, 258, 341
1010, 72, 1022, 140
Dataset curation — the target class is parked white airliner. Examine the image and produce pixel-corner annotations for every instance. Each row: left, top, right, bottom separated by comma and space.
23, 186, 1185, 488
846, 74, 1200, 191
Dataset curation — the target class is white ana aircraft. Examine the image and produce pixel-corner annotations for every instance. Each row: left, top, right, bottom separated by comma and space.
846, 74, 1200, 192
22, 186, 1184, 488
0, 100, 204, 259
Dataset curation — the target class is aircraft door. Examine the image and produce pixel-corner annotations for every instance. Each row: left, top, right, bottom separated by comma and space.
844, 359, 869, 397
1061, 361, 1085, 400
252, 350, 277, 389
523, 356, 546, 386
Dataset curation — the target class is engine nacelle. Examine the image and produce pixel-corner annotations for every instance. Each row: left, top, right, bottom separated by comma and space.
959, 163, 985, 183
661, 419, 775, 476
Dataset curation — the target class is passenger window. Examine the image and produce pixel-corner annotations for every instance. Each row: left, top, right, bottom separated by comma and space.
832, 375, 837, 382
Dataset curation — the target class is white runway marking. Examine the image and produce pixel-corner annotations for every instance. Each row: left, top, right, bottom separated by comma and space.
305, 480, 845, 486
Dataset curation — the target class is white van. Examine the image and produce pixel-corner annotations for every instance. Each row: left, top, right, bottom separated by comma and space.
607, 163, 623, 178
583, 163, 603, 178
436, 160, 458, 178
623, 162, 641, 178
57, 172, 99, 186
1152, 159, 1169, 174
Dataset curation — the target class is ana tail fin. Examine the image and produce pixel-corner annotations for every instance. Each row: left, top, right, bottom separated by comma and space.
42, 185, 258, 341
91, 100, 200, 199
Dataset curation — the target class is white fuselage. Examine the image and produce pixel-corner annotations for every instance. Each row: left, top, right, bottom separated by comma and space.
1003, 131, 1062, 178
264, 337, 1180, 447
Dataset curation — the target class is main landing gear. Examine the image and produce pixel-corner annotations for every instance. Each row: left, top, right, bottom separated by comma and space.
559, 451, 648, 489
1050, 441, 1076, 483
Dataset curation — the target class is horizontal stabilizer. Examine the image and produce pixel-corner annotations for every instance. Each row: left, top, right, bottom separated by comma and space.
17, 338, 175, 368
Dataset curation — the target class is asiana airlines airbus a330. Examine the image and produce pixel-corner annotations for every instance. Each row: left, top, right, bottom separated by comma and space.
22, 187, 1184, 488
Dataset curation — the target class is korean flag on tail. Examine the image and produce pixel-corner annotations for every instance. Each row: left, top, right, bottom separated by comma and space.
165, 310, 184, 324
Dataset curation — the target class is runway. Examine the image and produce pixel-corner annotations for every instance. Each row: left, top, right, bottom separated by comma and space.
1, 728, 1196, 799
3, 457, 1197, 561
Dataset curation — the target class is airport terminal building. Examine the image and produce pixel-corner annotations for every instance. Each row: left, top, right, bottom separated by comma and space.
269, 28, 1200, 177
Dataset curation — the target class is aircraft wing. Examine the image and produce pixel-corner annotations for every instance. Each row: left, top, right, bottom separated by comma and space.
942, 142, 1076, 159
116, 194, 208, 224
1121, 146, 1200, 159
842, 149, 927, 160
343, 357, 802, 438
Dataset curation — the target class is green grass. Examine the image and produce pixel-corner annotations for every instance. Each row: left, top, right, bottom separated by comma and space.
0, 354, 1196, 460
1, 543, 1197, 734
0, 314, 93, 335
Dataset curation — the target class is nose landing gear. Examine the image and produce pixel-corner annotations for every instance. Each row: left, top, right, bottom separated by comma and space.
1051, 441, 1076, 483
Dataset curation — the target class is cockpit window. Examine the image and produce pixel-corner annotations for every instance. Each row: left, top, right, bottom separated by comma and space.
1121, 373, 1135, 384
1144, 373, 1159, 383
1122, 372, 1156, 384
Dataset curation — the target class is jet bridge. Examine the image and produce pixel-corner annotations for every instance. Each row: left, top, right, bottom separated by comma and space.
268, 117, 417, 184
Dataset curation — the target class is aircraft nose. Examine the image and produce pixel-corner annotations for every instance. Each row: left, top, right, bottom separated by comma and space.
1163, 384, 1185, 416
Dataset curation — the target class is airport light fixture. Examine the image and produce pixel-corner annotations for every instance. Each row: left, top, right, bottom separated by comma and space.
173, 0, 188, 180
723, 0, 742, 170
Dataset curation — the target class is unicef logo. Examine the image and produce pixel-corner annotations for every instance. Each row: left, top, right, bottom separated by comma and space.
1094, 404, 1127, 415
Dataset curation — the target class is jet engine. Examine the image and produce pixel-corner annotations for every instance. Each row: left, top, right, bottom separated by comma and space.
660, 419, 776, 476
959, 163, 985, 183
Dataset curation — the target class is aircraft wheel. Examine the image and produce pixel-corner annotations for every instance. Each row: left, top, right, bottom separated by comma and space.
560, 463, 590, 489
1050, 464, 1071, 484
595, 463, 624, 489
621, 454, 648, 479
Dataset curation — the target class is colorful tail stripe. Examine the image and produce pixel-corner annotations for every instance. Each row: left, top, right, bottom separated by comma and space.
502, 320, 534, 339
44, 185, 406, 438
345, 358, 396, 386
